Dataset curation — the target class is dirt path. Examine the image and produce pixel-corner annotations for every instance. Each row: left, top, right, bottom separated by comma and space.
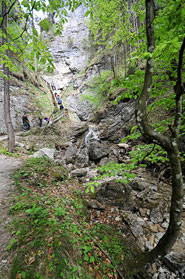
0, 154, 22, 278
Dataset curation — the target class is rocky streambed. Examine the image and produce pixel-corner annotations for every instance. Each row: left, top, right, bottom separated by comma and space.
27, 99, 185, 279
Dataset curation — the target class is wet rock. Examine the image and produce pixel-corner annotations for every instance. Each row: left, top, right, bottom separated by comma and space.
70, 124, 89, 143
85, 126, 99, 145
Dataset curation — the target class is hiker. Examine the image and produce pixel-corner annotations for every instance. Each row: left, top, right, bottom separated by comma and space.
39, 116, 43, 127
38, 112, 43, 128
22, 113, 30, 131
58, 98, 64, 110
56, 93, 60, 103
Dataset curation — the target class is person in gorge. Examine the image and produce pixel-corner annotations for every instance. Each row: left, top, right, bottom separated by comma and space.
38, 113, 43, 128
22, 112, 30, 131
59, 87, 65, 114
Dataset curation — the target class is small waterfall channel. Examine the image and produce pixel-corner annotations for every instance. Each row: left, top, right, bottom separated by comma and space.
85, 125, 99, 145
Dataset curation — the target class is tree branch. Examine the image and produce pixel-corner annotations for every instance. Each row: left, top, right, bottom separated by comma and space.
13, 0, 36, 41
134, 0, 184, 269
0, 0, 17, 28
135, 0, 171, 150
139, 143, 156, 165
176, 37, 185, 99
173, 37, 185, 135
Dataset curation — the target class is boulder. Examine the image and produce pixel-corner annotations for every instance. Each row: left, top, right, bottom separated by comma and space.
123, 212, 145, 238
65, 145, 78, 164
32, 148, 55, 160
88, 141, 109, 161
96, 180, 135, 210
75, 145, 89, 167
70, 168, 87, 177
130, 177, 158, 192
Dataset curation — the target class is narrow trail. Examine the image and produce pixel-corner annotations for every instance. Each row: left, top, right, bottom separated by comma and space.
0, 154, 22, 278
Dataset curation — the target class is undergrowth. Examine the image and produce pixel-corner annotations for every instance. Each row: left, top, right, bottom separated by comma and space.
0, 146, 19, 157
8, 157, 131, 279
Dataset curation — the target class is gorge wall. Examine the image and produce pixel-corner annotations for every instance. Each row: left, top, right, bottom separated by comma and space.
0, 67, 52, 135
44, 5, 114, 121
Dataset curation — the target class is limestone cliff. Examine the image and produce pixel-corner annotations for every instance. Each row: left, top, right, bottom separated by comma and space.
0, 63, 53, 134
43, 5, 114, 121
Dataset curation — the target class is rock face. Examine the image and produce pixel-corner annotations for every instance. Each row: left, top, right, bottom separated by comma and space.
54, 99, 135, 168
0, 75, 28, 134
43, 6, 115, 121
44, 6, 90, 90
0, 68, 52, 135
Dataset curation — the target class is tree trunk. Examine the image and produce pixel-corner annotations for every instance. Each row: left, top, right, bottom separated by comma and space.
134, 0, 184, 271
124, 44, 127, 77
2, 0, 15, 152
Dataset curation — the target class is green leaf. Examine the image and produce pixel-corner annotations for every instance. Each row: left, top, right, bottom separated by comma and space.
143, 52, 152, 59
139, 14, 145, 22
85, 11, 91, 17
21, 271, 27, 279
21, 0, 30, 9
25, 209, 32, 214
32, 28, 38, 37
89, 256, 95, 263
39, 19, 50, 32
16, 230, 21, 236
83, 254, 89, 261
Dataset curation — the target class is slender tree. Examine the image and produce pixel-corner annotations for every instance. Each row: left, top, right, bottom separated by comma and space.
135, 0, 184, 266
2, 0, 15, 152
